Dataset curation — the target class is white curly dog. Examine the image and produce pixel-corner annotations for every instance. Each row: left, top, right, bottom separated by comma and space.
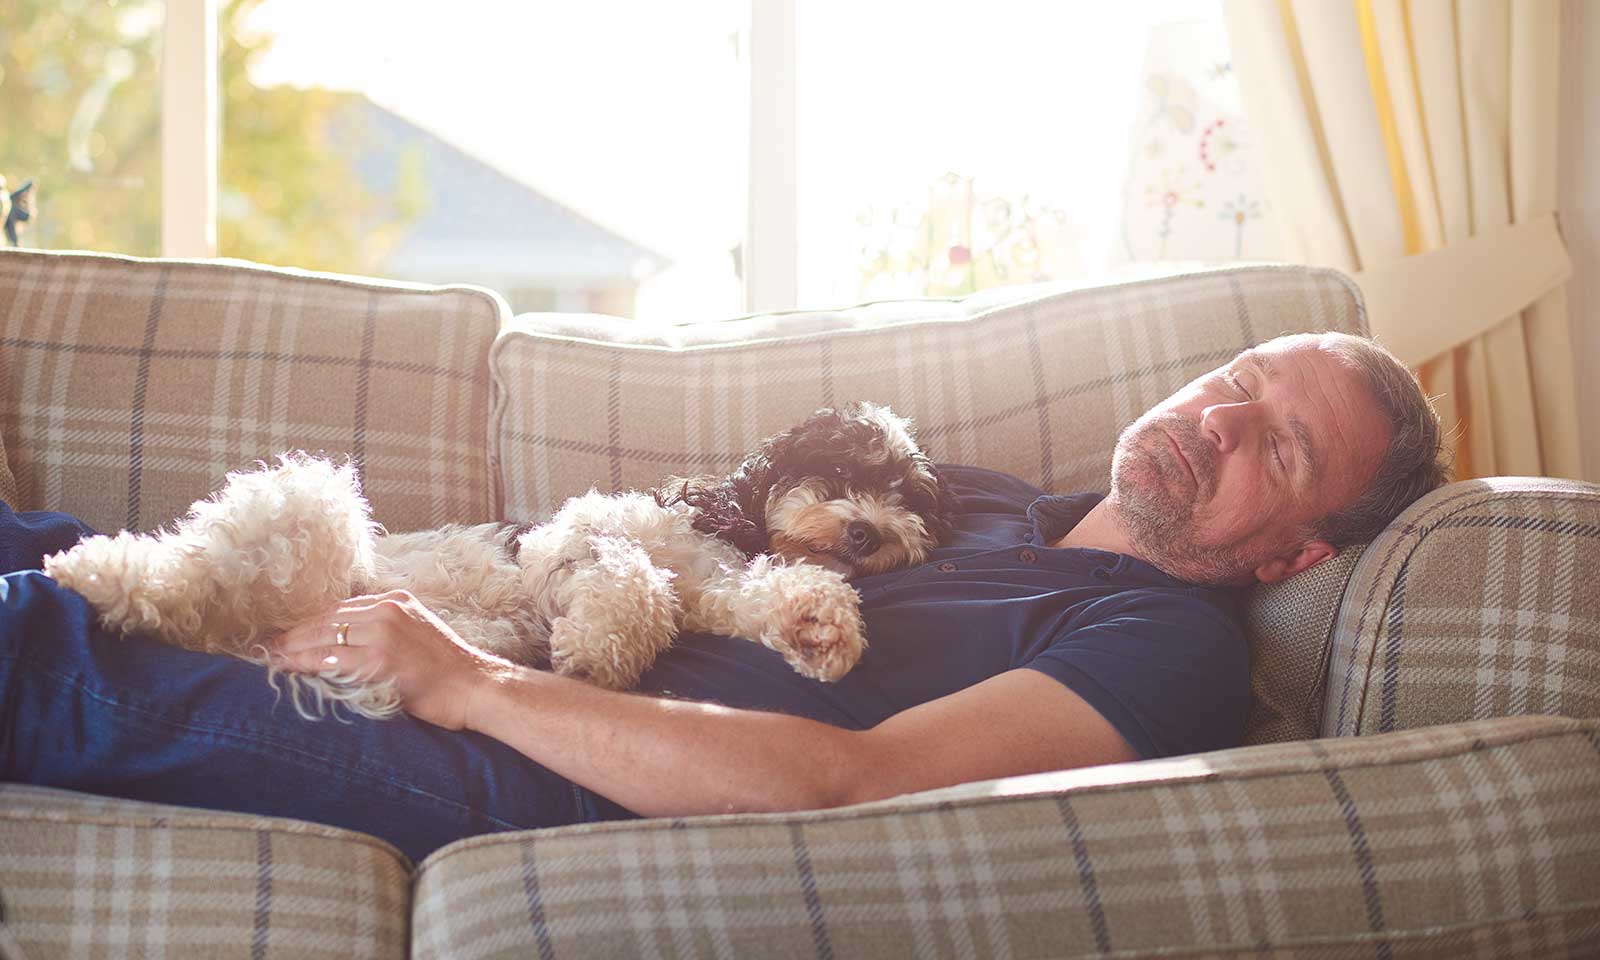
43, 403, 957, 720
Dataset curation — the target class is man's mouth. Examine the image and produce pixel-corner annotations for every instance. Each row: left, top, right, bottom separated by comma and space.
1164, 430, 1196, 488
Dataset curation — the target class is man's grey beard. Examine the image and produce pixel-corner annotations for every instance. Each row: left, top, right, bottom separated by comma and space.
1109, 413, 1254, 585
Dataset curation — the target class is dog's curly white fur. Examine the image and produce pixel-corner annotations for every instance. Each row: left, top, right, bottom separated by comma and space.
43, 402, 956, 721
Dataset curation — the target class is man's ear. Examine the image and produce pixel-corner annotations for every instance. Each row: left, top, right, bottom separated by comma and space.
1251, 540, 1336, 584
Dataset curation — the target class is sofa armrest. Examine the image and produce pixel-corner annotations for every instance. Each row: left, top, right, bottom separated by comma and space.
410, 715, 1599, 958
1323, 477, 1600, 738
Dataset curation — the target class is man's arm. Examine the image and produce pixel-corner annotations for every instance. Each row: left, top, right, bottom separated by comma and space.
275, 590, 1139, 818
465, 665, 1138, 817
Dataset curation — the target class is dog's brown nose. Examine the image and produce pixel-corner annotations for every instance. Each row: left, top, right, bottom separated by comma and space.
846, 520, 881, 556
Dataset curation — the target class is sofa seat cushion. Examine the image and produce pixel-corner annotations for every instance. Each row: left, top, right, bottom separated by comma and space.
0, 783, 411, 959
0, 249, 505, 535
408, 715, 1599, 959
489, 264, 1366, 522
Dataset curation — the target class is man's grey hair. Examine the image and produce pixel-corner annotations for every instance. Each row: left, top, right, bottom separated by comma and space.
1303, 332, 1451, 548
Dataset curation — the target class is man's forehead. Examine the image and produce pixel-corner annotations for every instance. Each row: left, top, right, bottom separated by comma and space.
1241, 334, 1318, 363
1237, 349, 1284, 381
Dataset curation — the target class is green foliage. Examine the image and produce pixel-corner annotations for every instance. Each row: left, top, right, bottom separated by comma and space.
0, 0, 164, 254
0, 0, 426, 272
218, 0, 428, 272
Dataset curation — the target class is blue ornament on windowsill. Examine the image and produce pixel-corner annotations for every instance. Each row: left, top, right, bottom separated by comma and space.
1, 177, 36, 246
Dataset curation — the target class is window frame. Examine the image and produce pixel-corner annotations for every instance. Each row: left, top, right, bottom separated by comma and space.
162, 0, 218, 259
163, 0, 798, 312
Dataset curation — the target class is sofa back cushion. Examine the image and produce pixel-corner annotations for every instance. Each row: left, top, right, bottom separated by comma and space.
0, 250, 504, 536
0, 416, 17, 510
1241, 549, 1363, 744
490, 265, 1367, 519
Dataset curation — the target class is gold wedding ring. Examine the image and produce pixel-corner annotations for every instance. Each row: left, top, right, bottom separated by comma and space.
333, 622, 351, 646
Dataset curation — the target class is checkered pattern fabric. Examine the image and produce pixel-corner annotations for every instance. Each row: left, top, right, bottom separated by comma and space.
409, 715, 1600, 959
0, 783, 410, 960
1325, 477, 1600, 737
491, 265, 1367, 522
0, 249, 505, 536
1242, 549, 1364, 744
0, 421, 16, 511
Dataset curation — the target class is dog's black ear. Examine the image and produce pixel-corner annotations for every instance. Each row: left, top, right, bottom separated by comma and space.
651, 456, 774, 557
769, 405, 887, 479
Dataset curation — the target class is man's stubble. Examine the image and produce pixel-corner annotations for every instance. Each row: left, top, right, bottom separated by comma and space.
1109, 413, 1257, 585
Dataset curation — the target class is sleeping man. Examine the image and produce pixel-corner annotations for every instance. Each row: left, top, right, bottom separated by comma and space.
0, 331, 1446, 862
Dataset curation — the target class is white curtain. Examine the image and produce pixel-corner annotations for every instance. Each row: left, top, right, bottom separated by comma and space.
1221, 0, 1582, 480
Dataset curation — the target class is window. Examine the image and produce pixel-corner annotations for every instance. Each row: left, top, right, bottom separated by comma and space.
229, 0, 746, 320
796, 0, 1272, 307
795, 1, 1156, 306
4, 1, 1274, 319
1, 0, 165, 255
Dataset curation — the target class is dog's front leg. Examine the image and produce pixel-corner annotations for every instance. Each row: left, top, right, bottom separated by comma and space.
546, 534, 682, 690
683, 557, 866, 681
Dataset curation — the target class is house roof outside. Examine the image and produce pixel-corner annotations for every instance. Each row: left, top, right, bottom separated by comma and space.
333, 96, 670, 291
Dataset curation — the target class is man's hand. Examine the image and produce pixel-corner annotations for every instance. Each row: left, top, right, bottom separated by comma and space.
271, 589, 510, 731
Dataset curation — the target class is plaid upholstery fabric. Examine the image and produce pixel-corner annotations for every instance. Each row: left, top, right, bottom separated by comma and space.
0, 249, 505, 536
0, 783, 410, 959
491, 265, 1367, 522
1325, 477, 1600, 737
0, 418, 16, 510
1242, 548, 1363, 744
410, 715, 1600, 959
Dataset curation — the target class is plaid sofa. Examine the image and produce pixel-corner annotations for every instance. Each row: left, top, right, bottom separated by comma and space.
1, 248, 1596, 959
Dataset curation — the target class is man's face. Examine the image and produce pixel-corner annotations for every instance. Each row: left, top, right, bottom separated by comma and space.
1109, 335, 1391, 585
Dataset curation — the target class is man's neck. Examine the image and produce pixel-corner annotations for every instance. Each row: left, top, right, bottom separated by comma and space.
1054, 497, 1259, 588
1049, 497, 1141, 557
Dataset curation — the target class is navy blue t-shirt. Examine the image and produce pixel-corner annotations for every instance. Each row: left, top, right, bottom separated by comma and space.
633, 465, 1249, 760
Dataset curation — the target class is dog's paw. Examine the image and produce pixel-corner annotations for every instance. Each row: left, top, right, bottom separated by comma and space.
766, 577, 865, 682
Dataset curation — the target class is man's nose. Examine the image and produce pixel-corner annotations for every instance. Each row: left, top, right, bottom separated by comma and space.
1199, 401, 1257, 453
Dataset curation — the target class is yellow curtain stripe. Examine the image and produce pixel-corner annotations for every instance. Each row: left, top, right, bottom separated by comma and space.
1399, 0, 1444, 248
1354, 0, 1424, 256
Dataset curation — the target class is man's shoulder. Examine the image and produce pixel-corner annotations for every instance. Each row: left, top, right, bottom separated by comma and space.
1082, 575, 1245, 639
936, 464, 1048, 503
936, 464, 1106, 521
